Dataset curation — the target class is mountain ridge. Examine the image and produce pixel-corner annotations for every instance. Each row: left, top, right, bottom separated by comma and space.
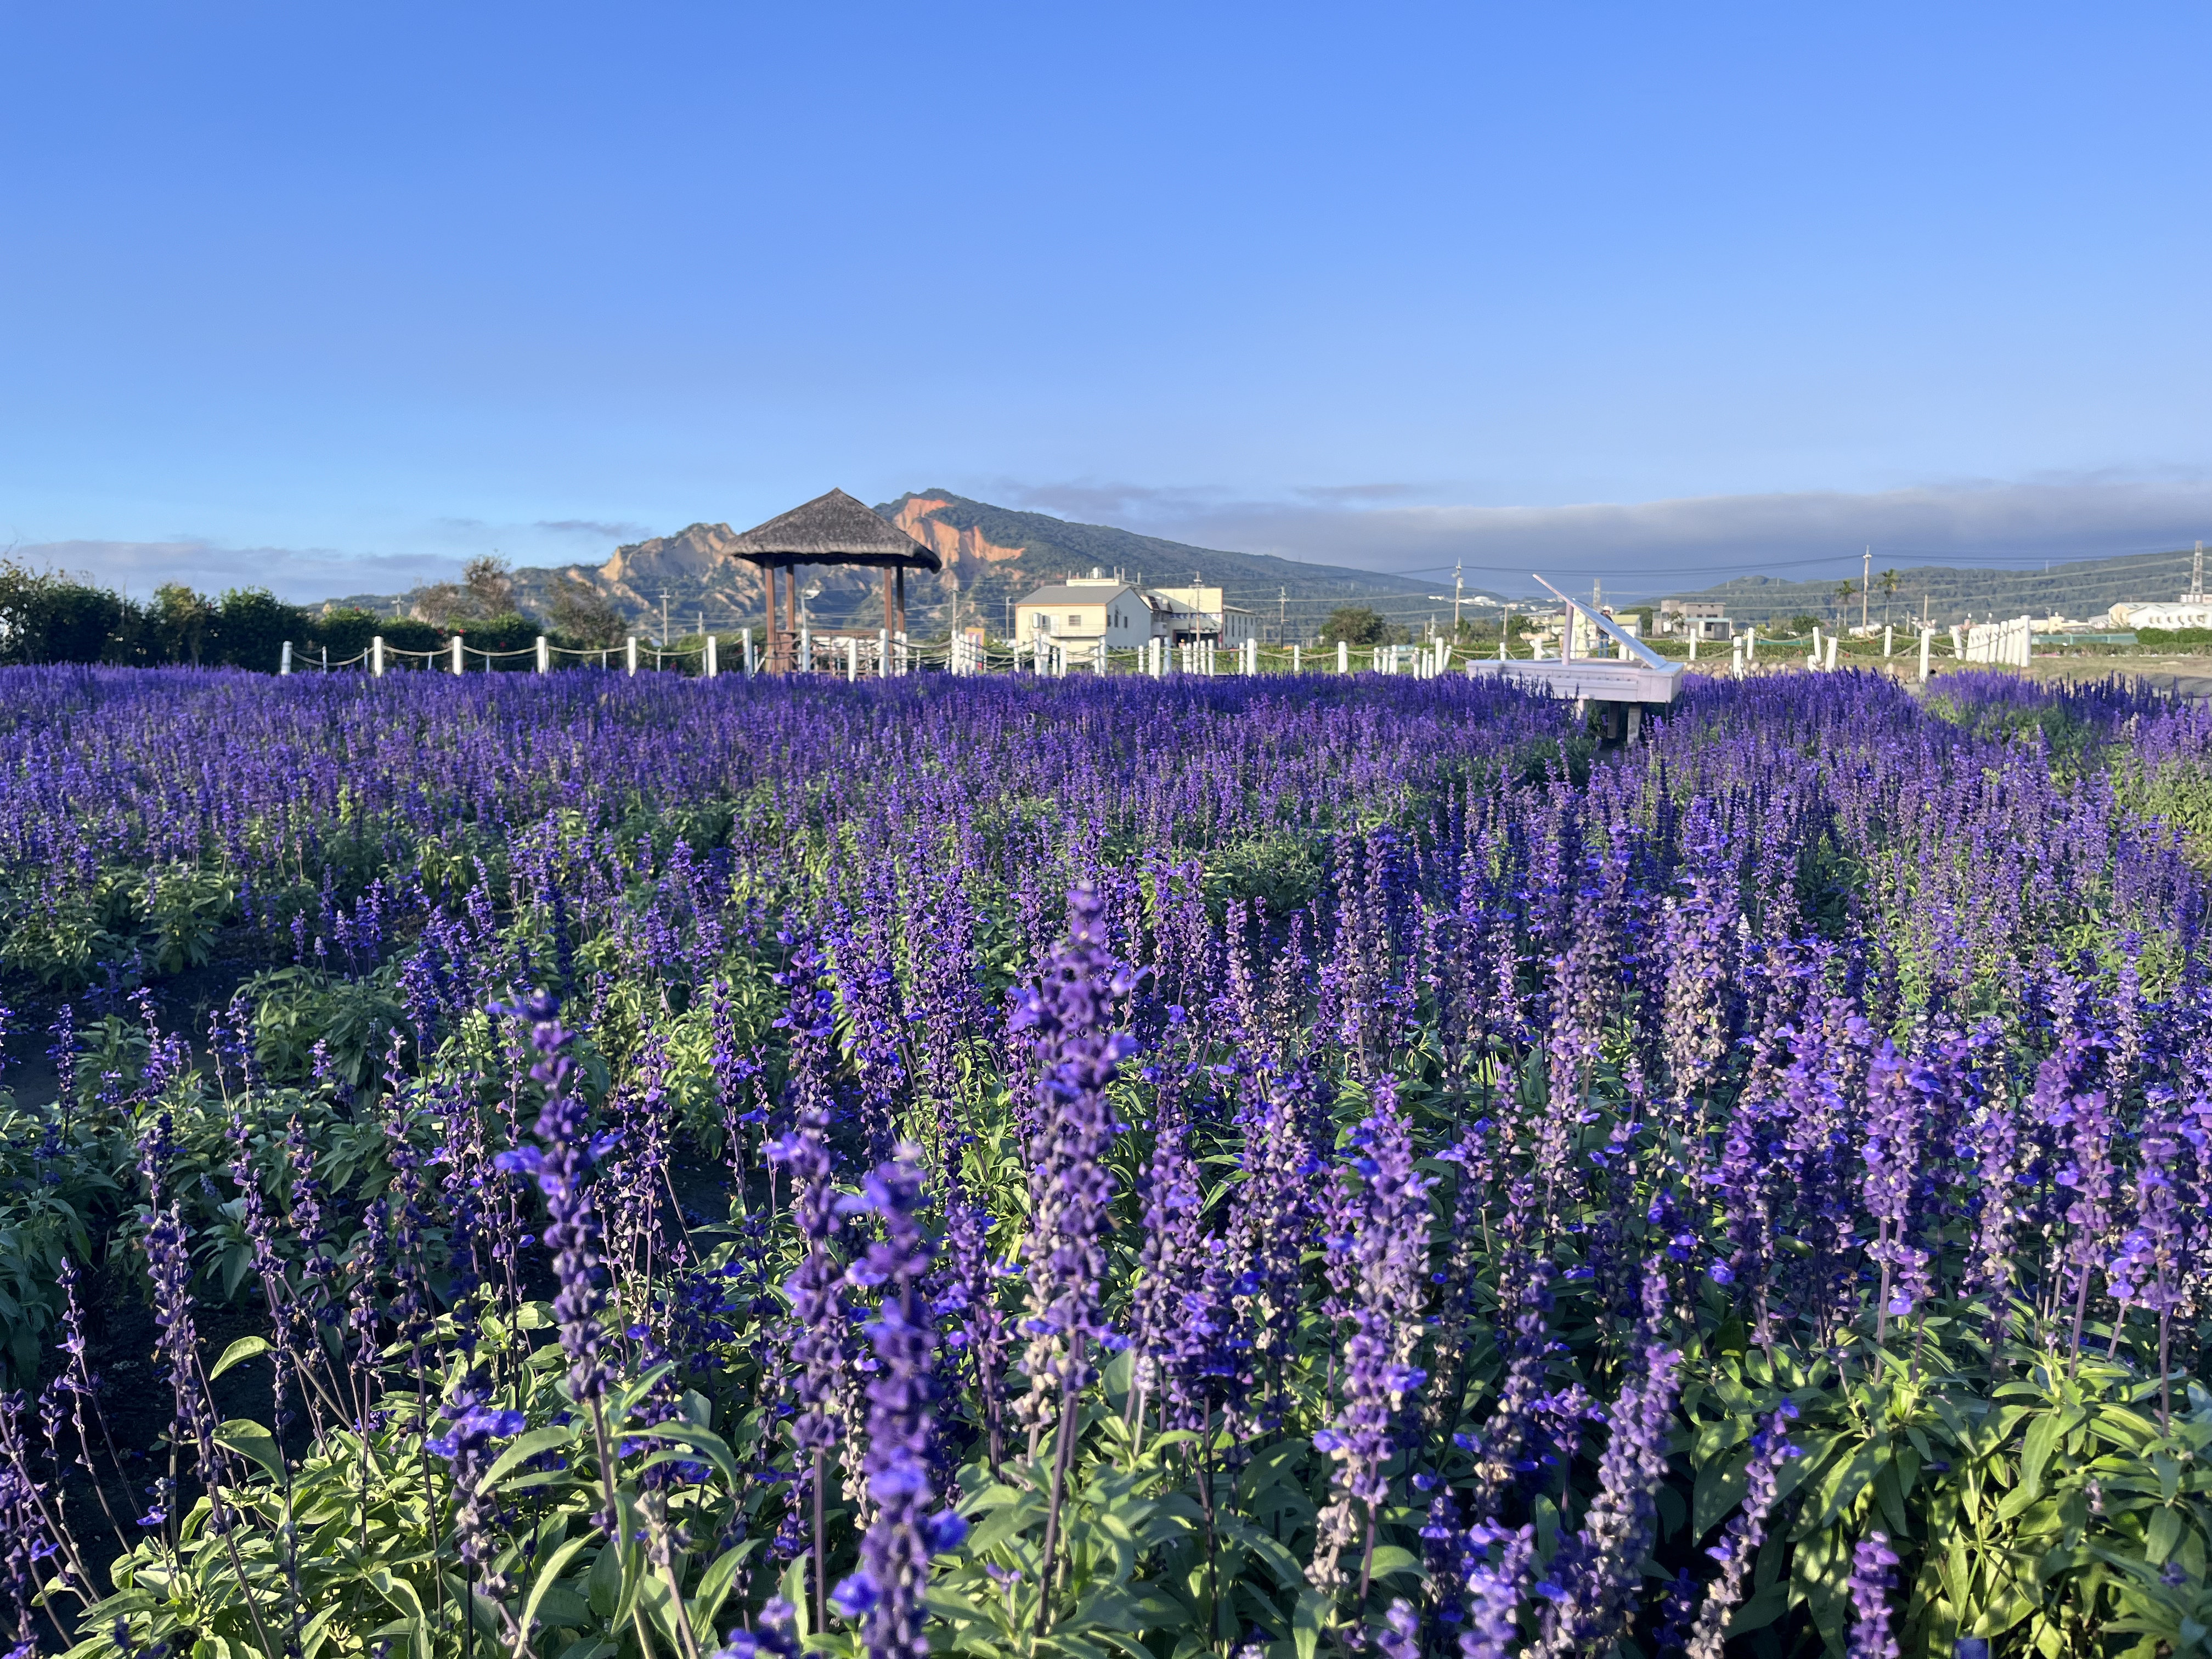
330, 490, 1454, 638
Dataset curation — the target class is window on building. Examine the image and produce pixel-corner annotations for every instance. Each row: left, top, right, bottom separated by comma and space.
1069, 614, 1081, 626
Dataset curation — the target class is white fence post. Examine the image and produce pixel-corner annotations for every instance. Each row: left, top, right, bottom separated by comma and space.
1919, 626, 1932, 682
845, 637, 857, 681
1826, 634, 1838, 671
742, 628, 755, 675
372, 636, 385, 676
1809, 626, 1822, 669
878, 627, 890, 678
451, 636, 465, 674
537, 634, 550, 674
626, 636, 638, 676
1292, 644, 1302, 674
1688, 634, 1698, 664
280, 640, 292, 675
705, 634, 718, 678
1883, 624, 1893, 658
1338, 640, 1349, 673
1745, 625, 1757, 663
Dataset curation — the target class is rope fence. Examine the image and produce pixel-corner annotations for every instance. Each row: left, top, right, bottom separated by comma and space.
274, 618, 2001, 684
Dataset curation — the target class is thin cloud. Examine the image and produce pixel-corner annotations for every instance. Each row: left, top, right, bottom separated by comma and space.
1108, 477, 2212, 599
1290, 482, 1424, 504
984, 480, 1233, 522
535, 518, 651, 541
10, 539, 455, 603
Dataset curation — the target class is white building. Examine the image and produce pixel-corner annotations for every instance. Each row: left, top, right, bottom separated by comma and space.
2106, 601, 2212, 630
1013, 574, 1141, 651
1012, 574, 1257, 649
1655, 599, 1734, 641
1147, 585, 1257, 646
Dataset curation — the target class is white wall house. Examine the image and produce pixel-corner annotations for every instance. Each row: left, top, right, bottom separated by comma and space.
1013, 575, 1259, 648
1148, 585, 1257, 646
1013, 576, 1137, 650
2107, 601, 2212, 630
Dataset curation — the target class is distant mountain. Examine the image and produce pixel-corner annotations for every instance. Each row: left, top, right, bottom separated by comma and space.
876, 490, 1459, 637
1661, 545, 2209, 628
323, 490, 1460, 640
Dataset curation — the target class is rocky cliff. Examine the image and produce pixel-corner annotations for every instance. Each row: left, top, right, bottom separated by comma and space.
362, 491, 1436, 639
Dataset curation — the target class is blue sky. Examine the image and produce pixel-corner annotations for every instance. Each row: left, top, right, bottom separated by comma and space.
4, 2, 2208, 601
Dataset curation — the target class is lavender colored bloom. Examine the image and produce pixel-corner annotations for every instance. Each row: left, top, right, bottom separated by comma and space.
428, 1381, 527, 1592
1846, 1532, 1901, 1659
493, 989, 612, 1403
837, 1146, 947, 1659
1685, 1401, 1802, 1659
1861, 1040, 1928, 1335
1528, 1345, 1683, 1658
1012, 886, 1135, 1444
1455, 1522, 1535, 1659
1311, 1081, 1432, 1595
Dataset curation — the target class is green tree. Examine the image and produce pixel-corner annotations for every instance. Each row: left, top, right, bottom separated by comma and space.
208, 588, 311, 671
1784, 612, 1822, 639
0, 561, 129, 663
548, 573, 627, 648
1318, 605, 1390, 645
308, 607, 384, 664
409, 554, 525, 628
148, 583, 215, 664
451, 611, 543, 669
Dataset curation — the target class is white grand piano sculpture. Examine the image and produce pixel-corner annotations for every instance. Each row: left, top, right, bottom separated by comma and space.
1464, 574, 1684, 741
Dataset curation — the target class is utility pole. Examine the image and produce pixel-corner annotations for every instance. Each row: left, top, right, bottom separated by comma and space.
1453, 561, 1464, 633
2189, 540, 2207, 603
1279, 586, 1286, 645
1862, 548, 1871, 631
659, 590, 670, 644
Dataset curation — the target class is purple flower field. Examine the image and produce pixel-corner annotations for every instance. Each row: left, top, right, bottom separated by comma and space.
2, 663, 2211, 1659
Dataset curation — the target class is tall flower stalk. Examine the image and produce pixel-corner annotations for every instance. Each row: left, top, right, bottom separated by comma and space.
1011, 887, 1135, 1633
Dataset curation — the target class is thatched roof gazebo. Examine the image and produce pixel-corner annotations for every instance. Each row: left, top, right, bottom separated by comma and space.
724, 488, 943, 672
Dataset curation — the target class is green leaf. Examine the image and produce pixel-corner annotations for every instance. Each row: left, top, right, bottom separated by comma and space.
2147, 1506, 2183, 1566
1872, 1460, 1913, 1539
1694, 1446, 1752, 1538
208, 1335, 271, 1381
483, 1425, 580, 1492
587, 1539, 623, 1621
692, 1539, 765, 1637
1799, 1443, 1888, 1538
2020, 1411, 2062, 1502
1293, 1588, 1329, 1659
1728, 1579, 1789, 1635
625, 1420, 741, 1492
783, 1553, 813, 1642
1367, 1545, 1421, 1581
214, 1419, 284, 1481
520, 1535, 593, 1646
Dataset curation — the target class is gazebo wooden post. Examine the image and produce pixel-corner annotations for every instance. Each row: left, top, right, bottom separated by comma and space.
783, 563, 798, 669
895, 567, 906, 634
882, 569, 894, 635
761, 563, 780, 673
